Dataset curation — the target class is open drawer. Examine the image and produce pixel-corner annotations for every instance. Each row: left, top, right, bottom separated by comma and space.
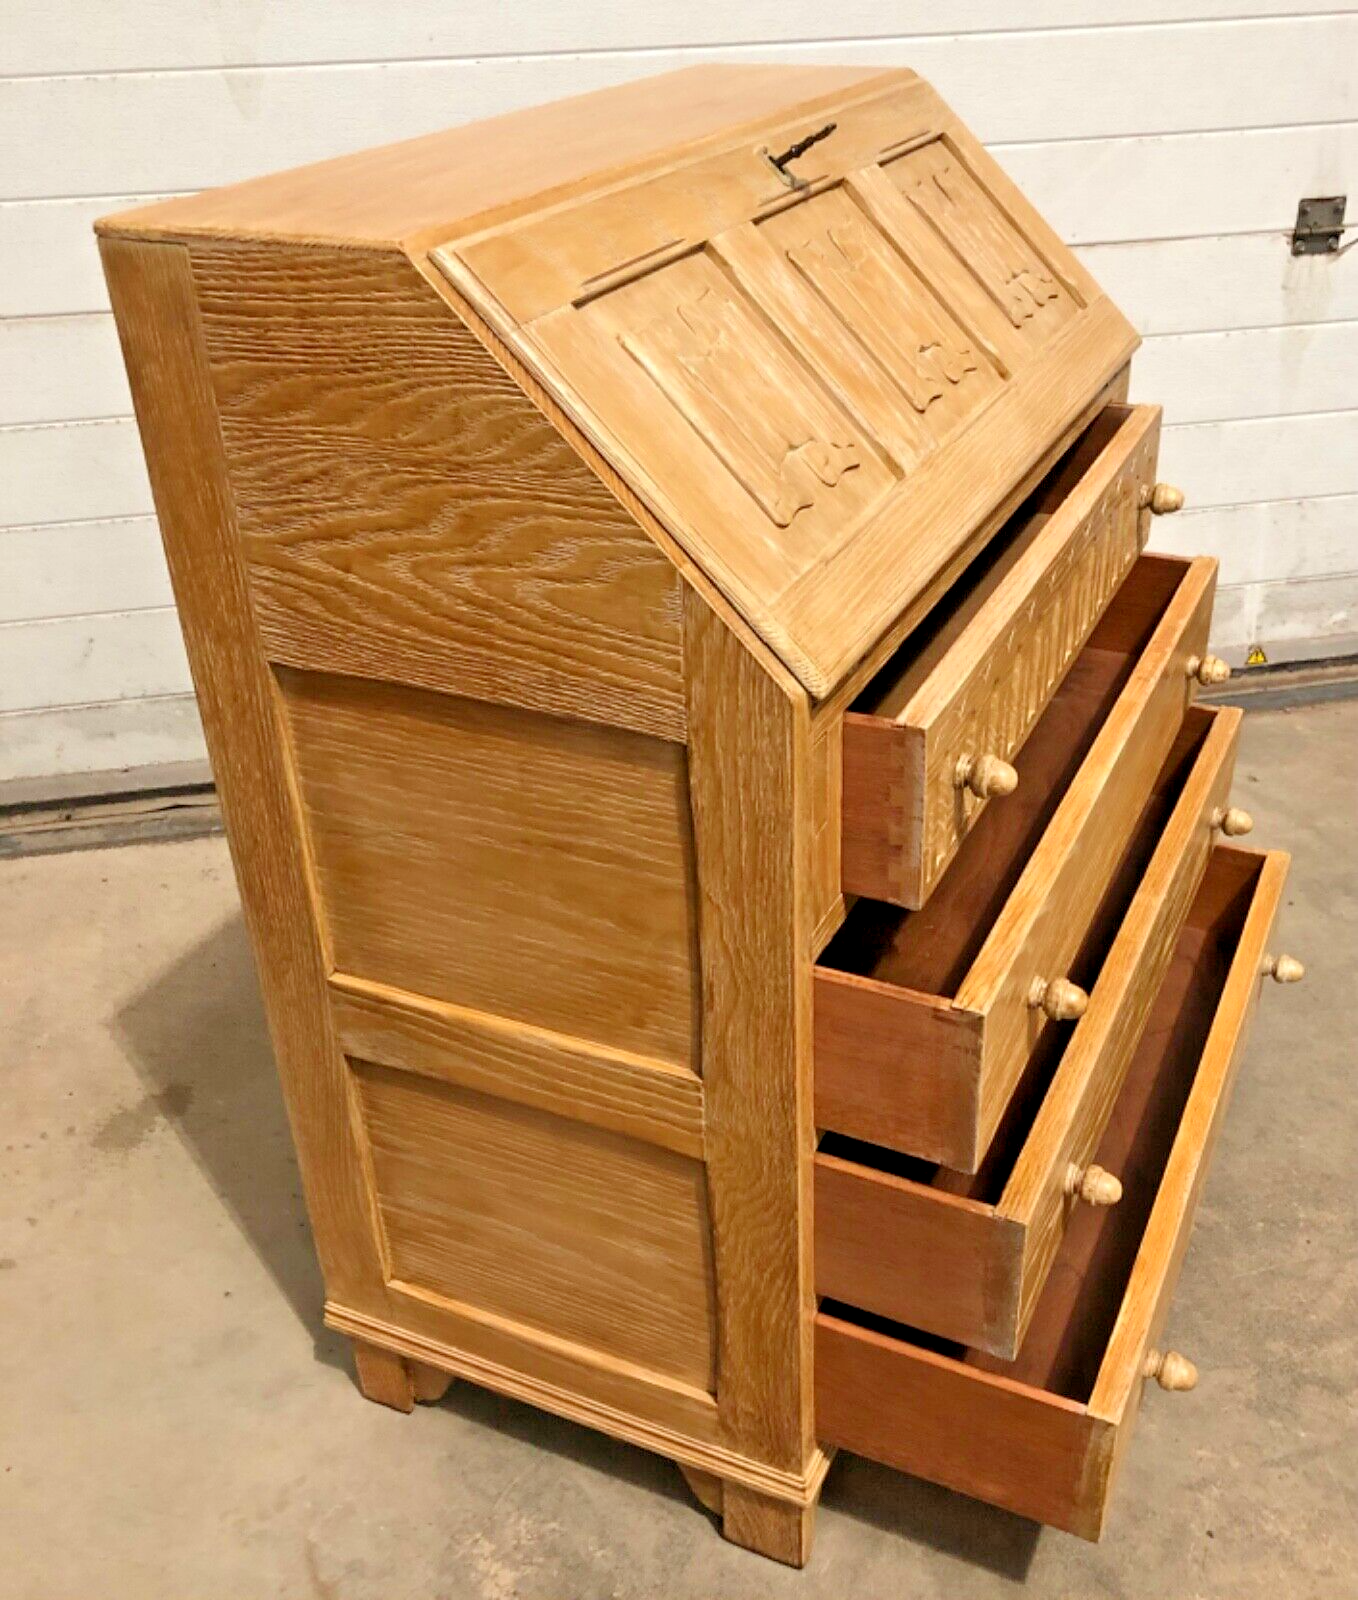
816, 846, 1296, 1539
816, 552, 1219, 1172
816, 706, 1245, 1358
842, 403, 1170, 910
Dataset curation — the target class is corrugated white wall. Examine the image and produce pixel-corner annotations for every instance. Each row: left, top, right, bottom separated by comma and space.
2, 4, 1355, 788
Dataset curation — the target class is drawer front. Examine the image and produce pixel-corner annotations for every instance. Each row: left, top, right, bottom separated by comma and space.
1001, 706, 1243, 1348
816, 554, 1217, 1173
961, 557, 1217, 1157
843, 403, 1162, 910
814, 706, 1243, 1358
816, 847, 1292, 1540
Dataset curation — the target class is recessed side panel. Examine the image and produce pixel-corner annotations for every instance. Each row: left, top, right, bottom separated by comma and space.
279, 667, 701, 1069
353, 1058, 717, 1392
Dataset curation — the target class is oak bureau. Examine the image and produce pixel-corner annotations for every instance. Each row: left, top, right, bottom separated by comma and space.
98, 65, 1305, 1567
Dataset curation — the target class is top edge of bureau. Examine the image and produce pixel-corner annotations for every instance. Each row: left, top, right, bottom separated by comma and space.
93, 64, 906, 250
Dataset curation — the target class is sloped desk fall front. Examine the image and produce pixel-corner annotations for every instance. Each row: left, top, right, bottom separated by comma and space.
98, 64, 1302, 1568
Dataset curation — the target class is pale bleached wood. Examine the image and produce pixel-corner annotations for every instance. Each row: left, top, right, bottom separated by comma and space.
339, 1291, 719, 1445
98, 235, 389, 1317
775, 298, 1138, 696
960, 556, 1219, 1154
99, 65, 893, 249
409, 1361, 456, 1403
684, 592, 816, 1479
817, 845, 1290, 1540
445, 79, 935, 323
814, 707, 1243, 1359
438, 74, 1137, 699
722, 1481, 816, 1569
678, 1464, 724, 1516
351, 1342, 453, 1408
816, 555, 1217, 1172
1089, 848, 1291, 1423
354, 1057, 716, 1391
95, 71, 1282, 1564
1262, 953, 1305, 983
352, 1339, 416, 1412
807, 367, 1132, 947
280, 668, 700, 1068
330, 974, 705, 1160
842, 403, 1159, 907
189, 239, 686, 742
328, 1298, 832, 1509
1004, 706, 1242, 1342
1142, 1349, 1197, 1391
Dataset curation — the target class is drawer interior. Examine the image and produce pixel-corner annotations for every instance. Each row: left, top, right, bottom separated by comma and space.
822, 842, 1267, 1406
823, 554, 1194, 1003
819, 707, 1219, 1209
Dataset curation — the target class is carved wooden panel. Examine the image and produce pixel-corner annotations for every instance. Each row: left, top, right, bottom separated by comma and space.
435, 75, 1137, 697
755, 186, 1004, 465
885, 139, 1078, 345
592, 252, 893, 547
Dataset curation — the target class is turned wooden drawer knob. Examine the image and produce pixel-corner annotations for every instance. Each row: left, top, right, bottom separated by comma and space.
1143, 1348, 1198, 1391
955, 752, 1019, 800
1210, 805, 1253, 837
1143, 482, 1185, 515
1028, 976, 1088, 1021
1262, 952, 1305, 983
1186, 653, 1231, 687
1065, 1162, 1122, 1206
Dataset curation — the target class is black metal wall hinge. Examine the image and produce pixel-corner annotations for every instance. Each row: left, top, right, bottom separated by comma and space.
1291, 196, 1347, 256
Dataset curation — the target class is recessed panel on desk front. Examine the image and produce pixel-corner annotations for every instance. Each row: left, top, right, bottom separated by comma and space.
434, 77, 1136, 697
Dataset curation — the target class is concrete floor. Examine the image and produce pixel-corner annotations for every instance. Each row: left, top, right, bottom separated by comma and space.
2, 700, 1354, 1599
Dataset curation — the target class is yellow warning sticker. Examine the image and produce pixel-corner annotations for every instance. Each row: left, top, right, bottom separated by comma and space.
1245, 645, 1268, 667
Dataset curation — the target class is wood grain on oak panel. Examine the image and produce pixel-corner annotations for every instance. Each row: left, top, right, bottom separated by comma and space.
190, 241, 685, 739
100, 65, 891, 248
281, 669, 700, 1067
354, 1060, 716, 1392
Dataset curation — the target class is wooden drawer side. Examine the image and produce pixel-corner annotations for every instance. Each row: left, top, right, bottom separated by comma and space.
818, 554, 1216, 1173
815, 707, 1244, 1359
816, 1312, 1111, 1530
816, 847, 1291, 1540
842, 403, 1160, 909
1090, 848, 1290, 1428
965, 555, 1217, 1152
911, 406, 1161, 903
1008, 707, 1243, 1343
815, 1152, 1026, 1356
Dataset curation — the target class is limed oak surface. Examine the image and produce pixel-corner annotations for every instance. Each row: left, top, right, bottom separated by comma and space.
842, 402, 1160, 908
817, 846, 1290, 1539
816, 705, 1243, 1358
816, 554, 1217, 1171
